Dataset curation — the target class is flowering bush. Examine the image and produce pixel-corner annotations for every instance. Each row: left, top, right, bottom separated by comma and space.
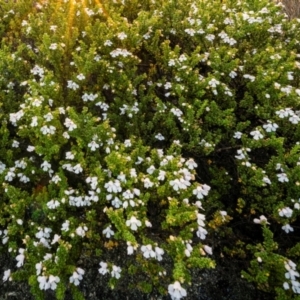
0, 0, 300, 299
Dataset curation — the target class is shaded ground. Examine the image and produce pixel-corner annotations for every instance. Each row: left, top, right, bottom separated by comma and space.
0, 253, 273, 300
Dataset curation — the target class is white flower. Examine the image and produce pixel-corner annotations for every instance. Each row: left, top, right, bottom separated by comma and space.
110, 48, 132, 58
40, 125, 56, 135
27, 145, 35, 152
146, 165, 156, 175
263, 121, 278, 132
155, 133, 165, 140
170, 108, 183, 117
60, 215, 70, 230
279, 207, 293, 218
285, 268, 300, 281
64, 118, 77, 131
72, 164, 83, 174
3, 269, 11, 282
75, 225, 88, 237
5, 168, 16, 182
205, 34, 215, 42
208, 78, 219, 88
282, 224, 294, 233
117, 32, 127, 40
276, 108, 294, 118
122, 189, 134, 199
111, 265, 122, 279
67, 80, 79, 90
1, 229, 8, 244
141, 244, 156, 259
63, 132, 70, 139
283, 282, 290, 290
117, 173, 127, 184
16, 248, 25, 267
229, 70, 237, 78
12, 140, 19, 148
70, 268, 85, 286
104, 40, 113, 46
250, 130, 263, 140
243, 74, 255, 82
145, 220, 152, 227
58, 107, 65, 114
18, 173, 30, 183
105, 180, 122, 193
253, 215, 269, 224
102, 226, 114, 238
94, 55, 101, 61
86, 176, 98, 190
169, 178, 183, 191
41, 161, 51, 172
31, 65, 44, 77
168, 281, 187, 300
185, 243, 193, 257
184, 28, 196, 36
277, 173, 289, 183
143, 178, 154, 188
51, 175, 61, 184
0, 162, 6, 174
16, 219, 23, 225
76, 73, 85, 81
194, 201, 203, 210
123, 199, 135, 209
185, 158, 197, 170
193, 184, 211, 199
65, 152, 74, 160
135, 157, 144, 166
51, 234, 61, 244
31, 97, 43, 107
127, 242, 137, 255
82, 93, 98, 102
98, 262, 109, 275
158, 170, 166, 181
43, 253, 52, 261
168, 59, 176, 66
143, 32, 151, 39
262, 176, 271, 185
126, 216, 142, 231
203, 245, 213, 255
196, 226, 208, 240
48, 275, 60, 290
35, 227, 52, 239
219, 211, 227, 221
84, 7, 94, 16
50, 25, 57, 31
235, 149, 247, 160
47, 199, 60, 209
154, 246, 164, 261
289, 114, 300, 124
49, 43, 57, 50
124, 139, 132, 147
197, 213, 206, 227
38, 276, 49, 290
126, 243, 134, 255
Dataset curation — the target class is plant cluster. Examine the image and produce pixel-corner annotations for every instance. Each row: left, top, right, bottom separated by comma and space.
0, 0, 300, 299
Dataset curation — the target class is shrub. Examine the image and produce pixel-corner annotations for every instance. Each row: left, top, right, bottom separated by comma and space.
0, 0, 300, 299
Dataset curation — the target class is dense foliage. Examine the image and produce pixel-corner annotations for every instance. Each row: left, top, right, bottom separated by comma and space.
0, 0, 300, 299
